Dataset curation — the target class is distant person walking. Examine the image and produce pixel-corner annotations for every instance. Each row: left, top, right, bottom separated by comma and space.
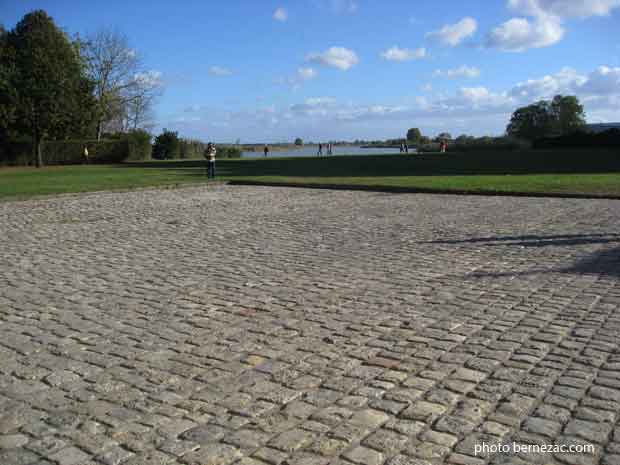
264, 145, 269, 157
317, 143, 323, 156
400, 143, 404, 153
327, 143, 332, 155
404, 142, 409, 153
440, 141, 447, 153
204, 142, 217, 178
83, 145, 89, 164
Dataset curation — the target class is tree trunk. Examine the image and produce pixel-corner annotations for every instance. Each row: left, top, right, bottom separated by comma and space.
96, 119, 102, 141
33, 127, 44, 168
36, 137, 43, 168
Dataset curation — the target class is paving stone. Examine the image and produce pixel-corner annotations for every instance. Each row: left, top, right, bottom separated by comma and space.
268, 429, 315, 453
2, 187, 620, 465
49, 446, 92, 465
564, 419, 613, 444
95, 445, 135, 465
362, 428, 409, 455
342, 446, 384, 465
0, 434, 29, 449
180, 443, 241, 465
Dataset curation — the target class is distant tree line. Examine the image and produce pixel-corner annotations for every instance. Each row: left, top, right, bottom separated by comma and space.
152, 129, 241, 160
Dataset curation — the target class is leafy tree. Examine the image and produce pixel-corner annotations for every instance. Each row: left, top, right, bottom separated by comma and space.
438, 132, 452, 140
406, 127, 422, 143
550, 95, 586, 135
294, 137, 303, 145
5, 10, 96, 166
506, 100, 554, 141
152, 128, 179, 159
507, 95, 586, 141
0, 24, 17, 141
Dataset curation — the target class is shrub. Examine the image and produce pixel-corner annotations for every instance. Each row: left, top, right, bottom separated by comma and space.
124, 130, 152, 161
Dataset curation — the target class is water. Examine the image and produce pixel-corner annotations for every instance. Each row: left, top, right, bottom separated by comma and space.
242, 145, 415, 158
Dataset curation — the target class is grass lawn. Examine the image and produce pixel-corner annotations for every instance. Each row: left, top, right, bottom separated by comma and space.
1, 149, 620, 200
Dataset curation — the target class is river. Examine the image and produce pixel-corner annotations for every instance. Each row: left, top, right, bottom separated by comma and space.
241, 145, 415, 158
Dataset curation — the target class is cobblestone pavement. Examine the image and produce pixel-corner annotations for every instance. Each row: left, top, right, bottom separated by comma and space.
1, 185, 620, 465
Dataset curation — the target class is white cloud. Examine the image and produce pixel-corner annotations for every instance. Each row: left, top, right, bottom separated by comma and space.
581, 66, 620, 94
278, 67, 319, 89
425, 17, 478, 46
452, 87, 514, 108
434, 65, 481, 78
208, 66, 233, 76
421, 83, 433, 92
306, 47, 359, 70
380, 46, 426, 62
487, 0, 618, 52
329, 0, 358, 13
508, 0, 620, 18
305, 97, 336, 106
273, 7, 288, 21
297, 67, 318, 81
486, 15, 564, 51
134, 70, 163, 87
510, 67, 586, 98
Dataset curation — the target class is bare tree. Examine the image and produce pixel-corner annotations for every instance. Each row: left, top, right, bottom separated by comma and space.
83, 28, 161, 138
125, 71, 161, 131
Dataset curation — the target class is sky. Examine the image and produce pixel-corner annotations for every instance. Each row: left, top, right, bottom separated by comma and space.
2, 0, 620, 143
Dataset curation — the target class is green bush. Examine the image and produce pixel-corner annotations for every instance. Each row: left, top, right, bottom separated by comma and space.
124, 130, 152, 161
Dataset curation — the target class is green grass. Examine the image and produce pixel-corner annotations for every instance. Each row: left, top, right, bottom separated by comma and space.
1, 149, 620, 200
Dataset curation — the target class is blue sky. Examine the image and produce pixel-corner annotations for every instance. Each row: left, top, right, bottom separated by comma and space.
2, 0, 620, 142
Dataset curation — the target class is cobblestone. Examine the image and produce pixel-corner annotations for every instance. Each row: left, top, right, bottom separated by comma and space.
1, 185, 620, 464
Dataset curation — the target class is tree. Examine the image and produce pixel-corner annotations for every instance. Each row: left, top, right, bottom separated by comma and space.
438, 132, 452, 141
294, 137, 303, 146
0, 24, 17, 141
152, 129, 179, 159
550, 95, 586, 136
506, 100, 554, 141
406, 128, 422, 143
506, 95, 586, 141
83, 29, 161, 138
5, 10, 96, 167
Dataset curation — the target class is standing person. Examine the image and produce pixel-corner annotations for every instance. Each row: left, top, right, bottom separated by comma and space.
204, 142, 217, 178
317, 143, 323, 157
400, 143, 404, 153
404, 142, 409, 153
264, 145, 269, 157
83, 145, 89, 164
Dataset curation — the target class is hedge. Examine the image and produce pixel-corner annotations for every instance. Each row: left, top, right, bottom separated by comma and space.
417, 137, 530, 153
44, 140, 128, 164
533, 129, 620, 149
1, 134, 152, 166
